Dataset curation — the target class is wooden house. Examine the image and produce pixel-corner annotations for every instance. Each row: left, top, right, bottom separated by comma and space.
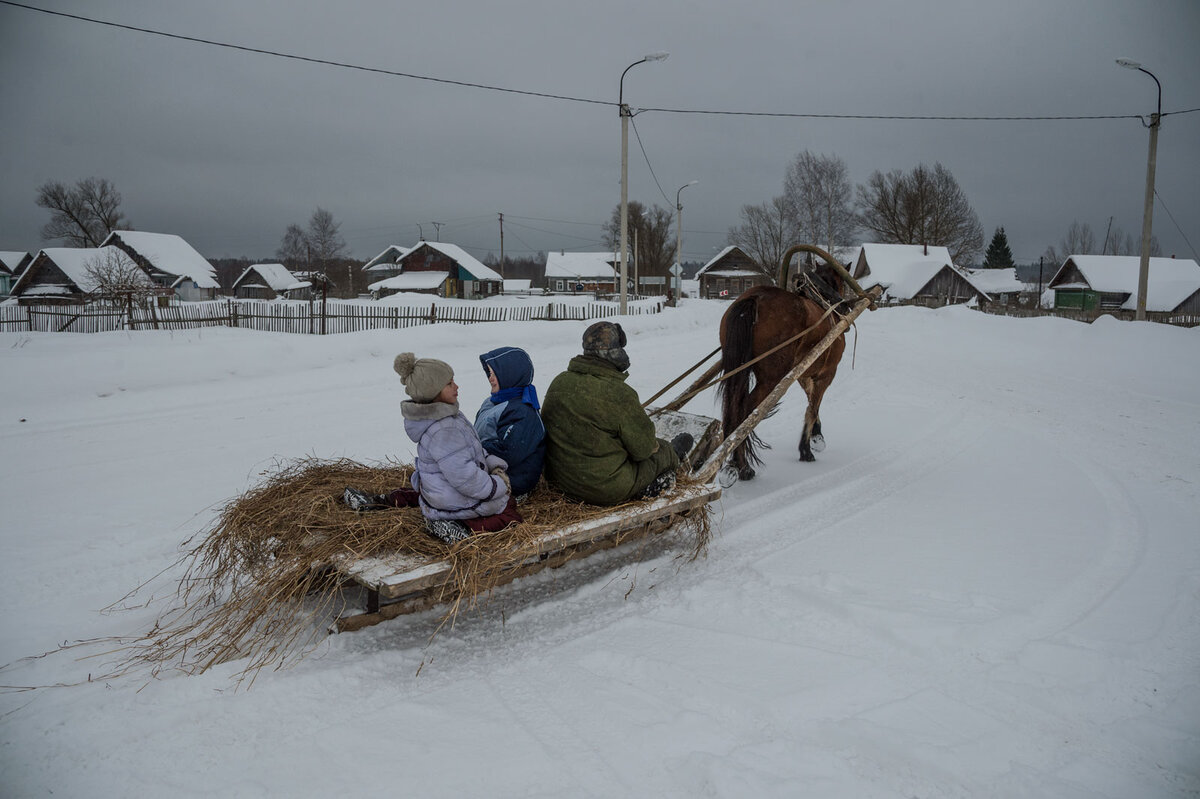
963, 267, 1028, 307
544, 252, 617, 294
369, 241, 502, 299
0, 251, 31, 297
101, 231, 221, 301
232, 263, 308, 300
1047, 255, 1200, 315
9, 247, 151, 304
852, 243, 988, 306
361, 245, 411, 282
695, 246, 771, 299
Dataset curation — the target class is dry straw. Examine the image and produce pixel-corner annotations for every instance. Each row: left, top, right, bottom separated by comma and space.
100, 457, 710, 686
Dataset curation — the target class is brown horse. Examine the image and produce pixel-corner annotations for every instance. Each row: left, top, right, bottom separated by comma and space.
717, 260, 849, 480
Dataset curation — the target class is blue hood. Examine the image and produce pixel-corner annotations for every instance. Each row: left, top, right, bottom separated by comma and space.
480, 346, 534, 390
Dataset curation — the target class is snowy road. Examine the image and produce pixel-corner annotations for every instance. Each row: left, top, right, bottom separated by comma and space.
1, 302, 1197, 797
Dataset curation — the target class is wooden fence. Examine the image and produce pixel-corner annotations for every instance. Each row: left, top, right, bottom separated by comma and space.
976, 303, 1199, 327
0, 298, 665, 335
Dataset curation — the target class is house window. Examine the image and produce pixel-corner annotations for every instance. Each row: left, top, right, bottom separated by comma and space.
556, 280, 564, 291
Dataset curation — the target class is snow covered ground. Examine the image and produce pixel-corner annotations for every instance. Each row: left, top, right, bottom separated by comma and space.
1, 300, 1197, 797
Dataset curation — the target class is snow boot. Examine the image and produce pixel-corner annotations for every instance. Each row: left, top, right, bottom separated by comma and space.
343, 486, 388, 512
425, 518, 472, 544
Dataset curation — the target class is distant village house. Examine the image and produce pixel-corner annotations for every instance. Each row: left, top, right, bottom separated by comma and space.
1048, 255, 1200, 316
101, 231, 221, 301
232, 263, 311, 300
695, 246, 771, 299
368, 241, 502, 299
543, 252, 617, 294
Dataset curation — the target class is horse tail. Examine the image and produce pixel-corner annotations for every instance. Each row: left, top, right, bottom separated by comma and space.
718, 293, 767, 469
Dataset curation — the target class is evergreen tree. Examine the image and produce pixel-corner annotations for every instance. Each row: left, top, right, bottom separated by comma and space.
983, 226, 1014, 268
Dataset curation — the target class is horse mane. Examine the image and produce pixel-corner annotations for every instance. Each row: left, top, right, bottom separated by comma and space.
796, 259, 847, 308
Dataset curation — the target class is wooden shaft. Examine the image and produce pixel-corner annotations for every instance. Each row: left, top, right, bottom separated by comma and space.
694, 286, 882, 484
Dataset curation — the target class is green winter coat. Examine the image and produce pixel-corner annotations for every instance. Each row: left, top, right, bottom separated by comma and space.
541, 354, 678, 505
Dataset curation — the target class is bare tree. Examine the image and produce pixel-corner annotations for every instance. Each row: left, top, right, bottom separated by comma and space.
726, 196, 797, 282
783, 151, 856, 252
36, 177, 131, 247
307, 208, 347, 264
275, 224, 309, 270
602, 201, 676, 280
1047, 220, 1160, 264
857, 162, 984, 263
83, 248, 155, 306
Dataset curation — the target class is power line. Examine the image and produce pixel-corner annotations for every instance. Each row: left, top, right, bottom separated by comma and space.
1154, 189, 1200, 262
5, 1, 1195, 124
0, 1, 613, 108
629, 115, 672, 206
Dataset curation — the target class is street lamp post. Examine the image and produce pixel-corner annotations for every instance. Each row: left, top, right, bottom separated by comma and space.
674, 180, 698, 305
619, 51, 669, 314
1116, 57, 1162, 321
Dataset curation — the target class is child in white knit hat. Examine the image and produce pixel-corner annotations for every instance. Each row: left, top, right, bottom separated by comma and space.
343, 352, 521, 543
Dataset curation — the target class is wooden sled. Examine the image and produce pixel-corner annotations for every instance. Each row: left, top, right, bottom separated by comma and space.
325, 409, 724, 632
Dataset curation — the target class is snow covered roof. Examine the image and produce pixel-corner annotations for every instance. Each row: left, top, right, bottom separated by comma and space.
858, 243, 955, 274
702, 268, 762, 278
402, 242, 502, 282
234, 263, 298, 292
369, 271, 448, 292
852, 243, 985, 300
545, 252, 617, 280
0, 251, 29, 274
362, 245, 411, 272
102, 231, 220, 289
1052, 255, 1200, 312
964, 267, 1025, 294
14, 247, 147, 295
695, 245, 749, 277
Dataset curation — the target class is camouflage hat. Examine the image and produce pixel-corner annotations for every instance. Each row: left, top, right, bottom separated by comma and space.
582, 321, 627, 353
581, 321, 630, 371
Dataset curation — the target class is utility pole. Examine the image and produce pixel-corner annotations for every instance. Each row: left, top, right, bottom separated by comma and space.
498, 213, 505, 279
431, 221, 443, 241
1116, 57, 1162, 321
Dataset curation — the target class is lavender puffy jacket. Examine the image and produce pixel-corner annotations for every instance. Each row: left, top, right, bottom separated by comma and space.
402, 400, 510, 520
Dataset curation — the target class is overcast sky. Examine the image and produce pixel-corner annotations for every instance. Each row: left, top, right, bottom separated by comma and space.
1, 0, 1197, 268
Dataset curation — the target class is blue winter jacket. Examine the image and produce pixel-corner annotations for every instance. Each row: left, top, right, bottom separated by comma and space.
475, 347, 546, 496
403, 400, 510, 521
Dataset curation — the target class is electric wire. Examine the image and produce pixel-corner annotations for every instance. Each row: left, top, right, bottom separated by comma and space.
5, 1, 1195, 123
628, 116, 673, 207
1154, 189, 1200, 262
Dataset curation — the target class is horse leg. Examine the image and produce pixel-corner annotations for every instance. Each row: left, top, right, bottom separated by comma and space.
798, 375, 832, 462
796, 376, 818, 462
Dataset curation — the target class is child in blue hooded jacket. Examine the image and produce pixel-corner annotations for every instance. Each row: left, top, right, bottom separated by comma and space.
474, 346, 545, 499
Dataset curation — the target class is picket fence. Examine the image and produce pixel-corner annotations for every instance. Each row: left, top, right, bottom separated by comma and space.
0, 298, 664, 335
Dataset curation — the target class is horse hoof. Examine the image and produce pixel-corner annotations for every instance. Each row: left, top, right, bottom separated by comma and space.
810, 434, 825, 453
798, 451, 816, 463
737, 466, 756, 481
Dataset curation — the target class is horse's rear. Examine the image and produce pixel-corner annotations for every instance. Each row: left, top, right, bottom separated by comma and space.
718, 284, 846, 480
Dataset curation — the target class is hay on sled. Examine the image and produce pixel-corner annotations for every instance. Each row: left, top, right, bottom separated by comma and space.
111, 457, 711, 684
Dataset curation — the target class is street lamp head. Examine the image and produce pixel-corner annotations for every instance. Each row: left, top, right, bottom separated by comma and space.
685, 179, 699, 187
1115, 57, 1142, 69
644, 51, 670, 62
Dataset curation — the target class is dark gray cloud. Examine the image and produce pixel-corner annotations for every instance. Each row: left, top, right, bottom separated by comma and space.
2, 0, 1197, 266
